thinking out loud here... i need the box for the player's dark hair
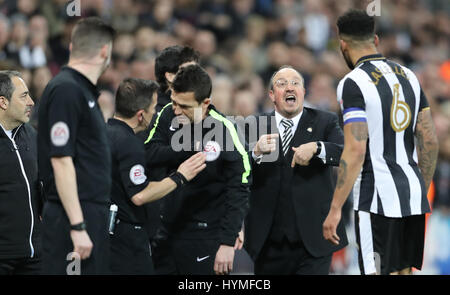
[0,70,22,101]
[155,45,199,93]
[172,64,211,104]
[115,78,159,118]
[337,9,375,40]
[71,17,115,59]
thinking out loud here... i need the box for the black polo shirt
[38,66,111,204]
[107,118,149,224]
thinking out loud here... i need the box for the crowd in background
[0,0,448,274]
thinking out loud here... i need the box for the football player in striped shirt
[323,9,439,275]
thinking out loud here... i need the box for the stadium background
[0,0,448,274]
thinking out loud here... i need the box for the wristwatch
[169,171,188,187]
[314,141,322,156]
[70,221,87,231]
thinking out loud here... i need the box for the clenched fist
[254,134,279,156]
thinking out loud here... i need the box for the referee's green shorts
[354,210,425,275]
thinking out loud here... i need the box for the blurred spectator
[172,20,197,46]
[134,26,157,60]
[5,15,29,65]
[40,0,69,37]
[306,73,339,113]
[227,0,255,39]
[111,0,139,34]
[113,33,136,62]
[15,0,40,17]
[433,101,450,213]
[211,74,233,115]
[29,66,52,129]
[197,0,233,42]
[301,0,331,52]
[30,66,52,100]
[97,89,116,122]
[233,84,258,118]
[47,17,78,72]
[193,29,229,73]
[140,0,176,33]
[259,41,290,84]
[0,14,10,61]
[130,56,155,81]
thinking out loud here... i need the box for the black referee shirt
[107,118,149,224]
[38,66,111,204]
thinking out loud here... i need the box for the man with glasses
[244,65,348,274]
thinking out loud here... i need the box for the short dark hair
[337,9,375,41]
[115,78,159,119]
[155,45,199,92]
[0,70,22,101]
[172,64,212,104]
[71,17,115,59]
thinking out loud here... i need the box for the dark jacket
[0,123,42,259]
[244,108,348,260]
[145,104,251,246]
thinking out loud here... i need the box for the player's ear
[165,72,176,83]
[0,96,9,110]
[202,98,211,107]
[339,39,347,51]
[99,43,109,59]
[269,89,275,103]
[374,34,379,47]
[136,110,144,122]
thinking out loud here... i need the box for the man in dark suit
[244,65,348,274]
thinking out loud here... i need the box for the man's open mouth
[285,94,296,104]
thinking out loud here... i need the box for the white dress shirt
[253,110,326,163]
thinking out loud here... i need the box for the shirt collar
[0,123,11,139]
[61,66,100,98]
[275,110,303,132]
[107,118,135,135]
[354,53,386,68]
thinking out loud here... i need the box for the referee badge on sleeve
[50,121,70,146]
[129,164,147,185]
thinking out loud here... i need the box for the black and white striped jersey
[337,54,431,218]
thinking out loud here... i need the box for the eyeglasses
[274,79,302,89]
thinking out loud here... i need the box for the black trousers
[254,236,332,275]
[42,201,110,275]
[110,220,154,275]
[153,236,220,275]
[0,256,42,275]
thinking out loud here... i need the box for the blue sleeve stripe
[343,117,367,125]
[343,107,365,114]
